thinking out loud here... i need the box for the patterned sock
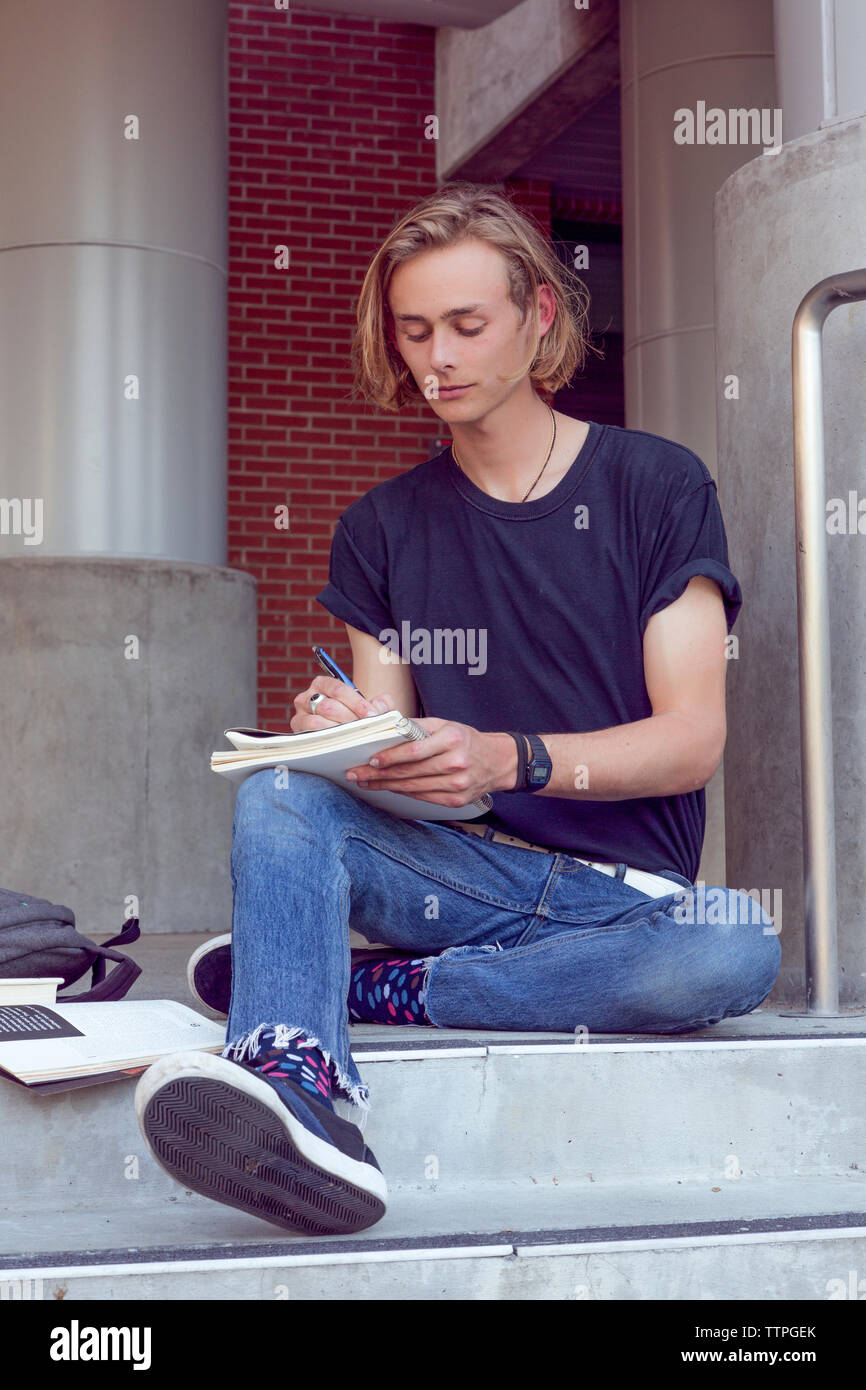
[348,957,434,1026]
[246,1026,335,1111]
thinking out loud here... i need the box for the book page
[0,999,226,1082]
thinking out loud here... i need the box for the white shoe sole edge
[185,933,232,1017]
[134,1048,387,1206]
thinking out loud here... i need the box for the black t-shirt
[315,419,742,881]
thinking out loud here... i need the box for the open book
[0,1000,226,1092]
[210,709,493,821]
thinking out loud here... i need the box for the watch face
[525,736,551,789]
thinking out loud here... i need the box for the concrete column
[715,112,866,1007]
[0,0,228,564]
[619,0,777,887]
[619,0,776,458]
[0,1,256,938]
[773,0,866,143]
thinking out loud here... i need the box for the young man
[135,184,780,1239]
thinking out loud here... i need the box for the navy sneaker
[134,1050,387,1236]
[186,935,404,1020]
[187,934,232,1017]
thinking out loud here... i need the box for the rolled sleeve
[639,481,743,637]
[315,516,394,639]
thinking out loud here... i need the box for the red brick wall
[227,2,550,726]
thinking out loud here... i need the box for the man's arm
[345,623,420,718]
[345,576,729,805]
[528,575,728,801]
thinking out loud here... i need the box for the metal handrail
[791,268,866,1015]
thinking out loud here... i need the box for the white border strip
[353,1047,486,1062]
[516,1225,866,1257]
[352,1037,866,1063]
[6,1223,866,1283]
[487,1037,866,1055]
[0,1244,513,1281]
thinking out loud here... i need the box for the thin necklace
[451,404,557,503]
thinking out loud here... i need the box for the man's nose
[428,332,457,372]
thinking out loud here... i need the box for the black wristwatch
[506,732,552,792]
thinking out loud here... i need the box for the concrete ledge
[0,557,257,935]
[2,1198,864,1300]
[437,0,619,180]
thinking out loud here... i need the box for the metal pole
[791,269,866,1014]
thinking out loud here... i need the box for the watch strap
[504,731,529,791]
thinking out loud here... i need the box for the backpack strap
[60,918,142,1003]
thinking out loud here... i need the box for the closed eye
[405,326,485,342]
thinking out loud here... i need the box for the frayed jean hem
[221,1021,372,1133]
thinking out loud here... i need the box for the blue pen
[311,645,367,700]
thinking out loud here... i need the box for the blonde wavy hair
[350,182,598,413]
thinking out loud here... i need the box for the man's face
[387,237,536,420]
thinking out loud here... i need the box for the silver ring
[309,693,325,713]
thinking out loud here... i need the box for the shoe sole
[186,933,232,1018]
[135,1051,387,1236]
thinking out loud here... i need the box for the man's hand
[290,678,393,733]
[344,719,518,806]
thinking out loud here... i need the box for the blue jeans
[222,769,781,1126]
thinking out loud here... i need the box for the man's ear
[537,282,556,336]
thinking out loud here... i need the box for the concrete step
[2,934,864,1299]
[1,1194,864,1300]
[2,1028,866,1298]
[2,1032,865,1214]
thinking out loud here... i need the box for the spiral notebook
[210,709,493,821]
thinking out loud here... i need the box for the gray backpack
[0,887,141,1002]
